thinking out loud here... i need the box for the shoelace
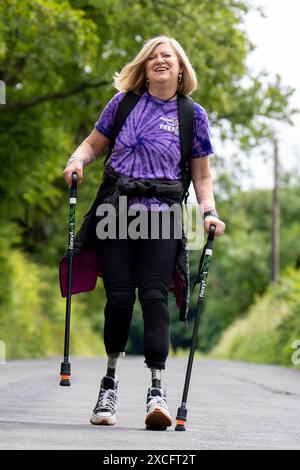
[147,395,168,410]
[95,388,120,413]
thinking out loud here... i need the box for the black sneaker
[90,376,119,426]
[145,387,172,430]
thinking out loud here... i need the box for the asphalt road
[0,357,299,450]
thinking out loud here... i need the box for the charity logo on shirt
[159,116,179,136]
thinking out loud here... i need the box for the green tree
[0,0,298,358]
[0,0,296,221]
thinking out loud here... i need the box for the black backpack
[103,91,195,204]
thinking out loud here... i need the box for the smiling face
[145,42,182,88]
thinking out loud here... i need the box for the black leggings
[94,211,179,370]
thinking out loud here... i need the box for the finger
[206,222,217,233]
[214,225,222,237]
[205,223,212,233]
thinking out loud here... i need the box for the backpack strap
[103,91,141,166]
[178,94,195,204]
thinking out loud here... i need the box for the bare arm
[67,129,110,166]
[191,156,226,237]
[191,156,216,214]
[63,129,110,186]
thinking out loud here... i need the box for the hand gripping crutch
[60,172,78,386]
[175,224,216,430]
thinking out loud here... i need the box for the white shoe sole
[90,413,116,426]
[145,406,172,430]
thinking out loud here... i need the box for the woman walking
[62,35,225,430]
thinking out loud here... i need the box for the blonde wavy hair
[113,35,197,96]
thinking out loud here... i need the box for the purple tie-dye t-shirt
[95,90,214,211]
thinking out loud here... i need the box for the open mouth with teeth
[155,68,169,72]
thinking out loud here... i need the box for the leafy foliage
[0,224,104,357]
[0,0,298,361]
[211,268,300,368]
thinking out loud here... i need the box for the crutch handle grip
[71,172,78,188]
[208,223,216,241]
[70,172,78,200]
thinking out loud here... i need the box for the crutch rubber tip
[60,362,71,386]
[175,422,186,431]
[60,375,71,386]
[175,406,187,431]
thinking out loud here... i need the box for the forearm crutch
[175,224,216,430]
[60,172,78,386]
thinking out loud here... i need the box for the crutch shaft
[60,172,78,387]
[181,298,204,404]
[175,224,216,430]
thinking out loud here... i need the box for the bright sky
[204,0,299,194]
[240,0,300,190]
